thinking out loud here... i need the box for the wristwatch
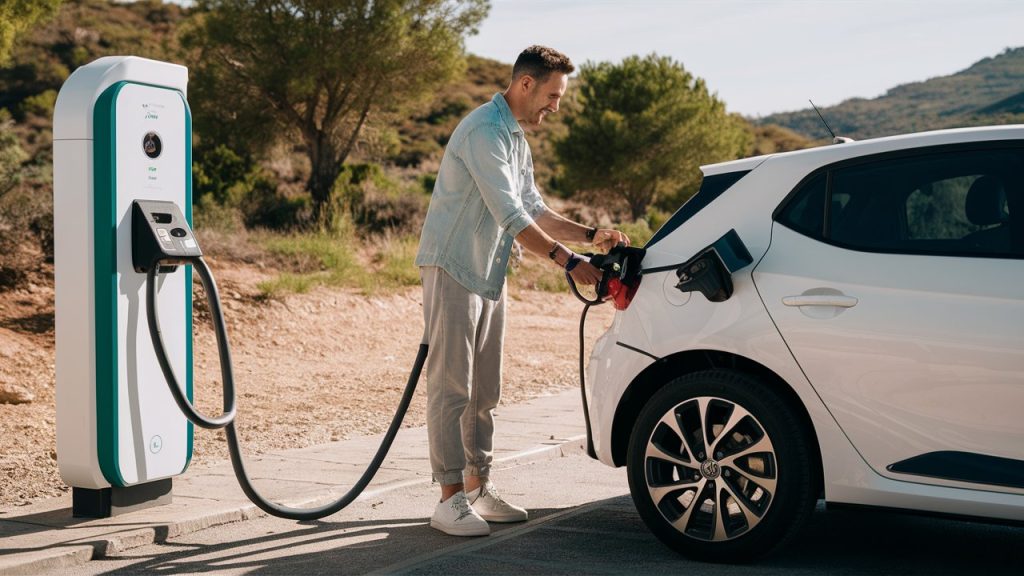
[586,227,597,242]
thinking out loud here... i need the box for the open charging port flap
[673,229,753,303]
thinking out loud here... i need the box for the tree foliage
[555,54,749,220]
[0,0,62,66]
[0,0,186,115]
[183,0,488,226]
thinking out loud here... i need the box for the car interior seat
[963,175,1011,253]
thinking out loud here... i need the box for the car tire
[626,369,816,563]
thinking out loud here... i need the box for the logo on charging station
[149,435,163,454]
[142,103,160,121]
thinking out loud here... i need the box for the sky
[464,0,1024,117]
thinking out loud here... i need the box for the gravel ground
[0,261,613,508]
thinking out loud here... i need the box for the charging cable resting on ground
[135,200,427,521]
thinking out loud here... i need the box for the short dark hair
[512,45,575,82]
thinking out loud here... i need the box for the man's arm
[519,209,633,287]
[515,220,603,286]
[535,209,631,251]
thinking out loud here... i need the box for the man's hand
[568,259,602,286]
[592,229,631,252]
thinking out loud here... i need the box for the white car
[586,125,1024,562]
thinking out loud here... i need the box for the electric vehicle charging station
[53,56,194,516]
[53,54,428,523]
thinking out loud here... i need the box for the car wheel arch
[609,349,823,494]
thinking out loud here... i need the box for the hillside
[760,47,1024,139]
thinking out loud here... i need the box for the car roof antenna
[809,99,853,144]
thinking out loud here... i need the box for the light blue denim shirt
[415,93,547,300]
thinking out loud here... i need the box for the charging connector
[132,200,202,274]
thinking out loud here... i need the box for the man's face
[523,72,568,126]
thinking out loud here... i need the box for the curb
[1,546,94,576]
[0,434,588,574]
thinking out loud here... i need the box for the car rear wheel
[627,369,816,562]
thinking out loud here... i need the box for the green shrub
[333,163,393,209]
[192,144,250,206]
[334,163,427,234]
[425,94,472,125]
[243,180,309,230]
[645,207,670,234]
[617,219,654,247]
[418,173,436,194]
[392,137,442,168]
[0,118,26,195]
[192,145,311,231]
[17,90,57,120]
[352,189,427,235]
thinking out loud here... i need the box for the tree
[183,0,488,226]
[0,0,62,66]
[555,54,750,220]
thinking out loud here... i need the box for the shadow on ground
[82,496,1024,575]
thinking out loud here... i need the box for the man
[415,45,630,536]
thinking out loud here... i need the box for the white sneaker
[430,492,490,536]
[467,481,528,523]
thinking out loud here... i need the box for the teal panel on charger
[183,91,194,472]
[93,80,194,486]
[93,81,123,487]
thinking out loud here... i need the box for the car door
[754,144,1024,493]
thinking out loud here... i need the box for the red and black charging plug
[567,244,647,310]
[591,244,646,310]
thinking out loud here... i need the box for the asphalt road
[65,455,1023,575]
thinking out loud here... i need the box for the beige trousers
[420,266,505,485]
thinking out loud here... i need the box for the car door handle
[782,295,859,308]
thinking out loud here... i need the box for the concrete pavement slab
[0,390,588,574]
[65,454,632,575]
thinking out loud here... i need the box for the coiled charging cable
[146,256,427,520]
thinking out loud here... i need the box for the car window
[776,172,826,238]
[646,170,750,247]
[777,146,1023,258]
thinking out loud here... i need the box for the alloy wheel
[643,396,778,542]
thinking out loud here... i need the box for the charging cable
[565,244,647,459]
[146,255,427,520]
[564,268,602,458]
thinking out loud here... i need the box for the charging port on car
[673,229,753,303]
